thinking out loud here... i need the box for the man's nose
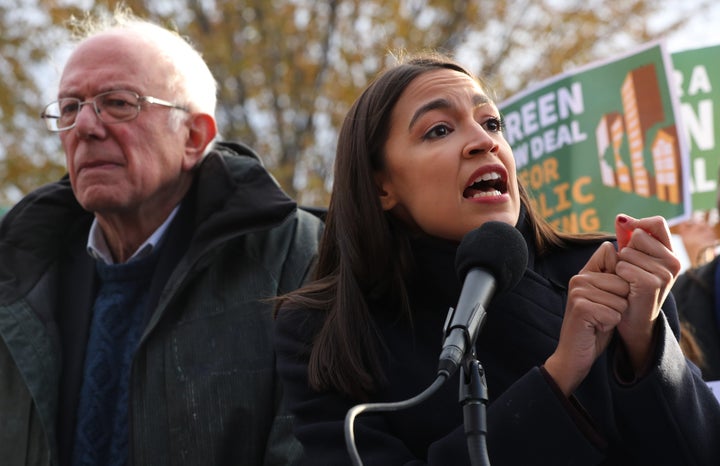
[73,101,106,138]
[73,101,102,128]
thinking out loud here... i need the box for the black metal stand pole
[459,358,491,466]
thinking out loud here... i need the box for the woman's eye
[424,124,452,140]
[484,117,504,133]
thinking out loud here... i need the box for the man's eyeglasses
[40,90,189,132]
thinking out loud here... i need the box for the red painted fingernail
[618,215,628,224]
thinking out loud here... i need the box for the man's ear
[374,172,397,211]
[182,113,218,170]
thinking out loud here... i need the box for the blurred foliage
[0,0,714,207]
[0,0,68,204]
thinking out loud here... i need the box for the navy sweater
[72,251,160,466]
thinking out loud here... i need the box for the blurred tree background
[0,0,714,207]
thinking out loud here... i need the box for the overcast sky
[658,2,720,52]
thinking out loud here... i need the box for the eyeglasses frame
[40,90,190,132]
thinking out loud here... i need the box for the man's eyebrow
[408,94,491,131]
[58,85,140,99]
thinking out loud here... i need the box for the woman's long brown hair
[276,52,610,401]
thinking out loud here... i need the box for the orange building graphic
[596,113,634,193]
[594,64,682,204]
[653,127,682,204]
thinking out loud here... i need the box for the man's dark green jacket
[0,141,323,465]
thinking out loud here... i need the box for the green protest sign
[499,42,689,234]
[671,44,720,214]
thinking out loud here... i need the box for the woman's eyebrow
[408,94,491,131]
[472,94,491,109]
[408,98,451,131]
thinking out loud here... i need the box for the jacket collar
[190,141,296,245]
[0,141,297,300]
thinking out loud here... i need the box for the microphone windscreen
[455,221,529,293]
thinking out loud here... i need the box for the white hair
[68,7,218,123]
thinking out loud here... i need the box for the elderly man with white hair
[0,8,322,466]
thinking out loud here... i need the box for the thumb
[580,241,618,274]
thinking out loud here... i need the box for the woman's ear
[182,113,218,170]
[374,172,397,211]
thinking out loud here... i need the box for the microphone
[437,221,529,377]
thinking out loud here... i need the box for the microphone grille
[455,221,529,293]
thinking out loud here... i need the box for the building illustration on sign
[595,63,683,204]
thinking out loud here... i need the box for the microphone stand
[459,354,491,466]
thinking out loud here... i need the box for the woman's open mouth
[463,171,507,199]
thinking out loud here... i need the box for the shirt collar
[87,205,180,264]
